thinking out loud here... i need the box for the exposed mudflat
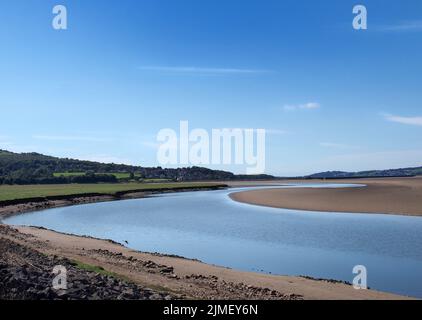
[230,177,422,216]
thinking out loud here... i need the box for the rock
[55,290,68,299]
[160,267,174,274]
[122,288,134,296]
[149,293,163,300]
[0,235,178,301]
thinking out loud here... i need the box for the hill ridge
[0,149,274,184]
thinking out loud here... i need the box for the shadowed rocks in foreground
[0,237,174,300]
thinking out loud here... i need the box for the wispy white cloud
[377,20,422,32]
[138,66,273,75]
[319,142,360,149]
[383,114,422,126]
[283,102,320,111]
[32,135,112,142]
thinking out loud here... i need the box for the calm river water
[4,184,422,298]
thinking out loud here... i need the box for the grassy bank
[53,172,152,180]
[0,182,226,202]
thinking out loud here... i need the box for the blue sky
[0,0,421,175]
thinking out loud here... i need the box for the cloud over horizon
[383,114,422,126]
[377,20,422,32]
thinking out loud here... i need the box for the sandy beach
[229,177,422,216]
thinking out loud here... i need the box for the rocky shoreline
[0,229,175,300]
[0,224,307,300]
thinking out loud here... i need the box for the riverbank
[0,228,174,300]
[0,179,417,300]
[0,224,407,300]
[0,183,227,220]
[229,177,422,216]
[0,182,228,202]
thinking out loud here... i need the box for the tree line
[0,149,276,185]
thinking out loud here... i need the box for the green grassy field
[53,172,174,182]
[53,172,86,177]
[53,172,144,179]
[143,178,172,183]
[0,182,224,202]
[53,172,170,182]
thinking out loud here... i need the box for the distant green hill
[0,149,274,185]
[306,167,422,179]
